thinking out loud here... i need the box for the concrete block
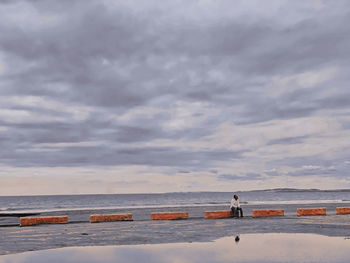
[90,213,133,223]
[336,207,350,215]
[253,209,284,218]
[204,211,233,219]
[150,212,188,220]
[20,216,68,227]
[297,208,326,216]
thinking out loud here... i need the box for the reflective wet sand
[1,233,350,263]
[2,212,350,255]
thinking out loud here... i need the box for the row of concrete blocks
[19,207,350,226]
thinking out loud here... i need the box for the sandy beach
[2,234,350,263]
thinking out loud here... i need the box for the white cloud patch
[268,67,338,98]
[0,96,92,122]
[0,1,63,31]
[0,108,64,123]
[163,101,220,131]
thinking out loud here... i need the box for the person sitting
[230,194,243,218]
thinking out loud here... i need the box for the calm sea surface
[1,189,350,214]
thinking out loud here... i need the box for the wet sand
[1,202,350,255]
[2,234,350,263]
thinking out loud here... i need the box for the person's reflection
[235,235,240,243]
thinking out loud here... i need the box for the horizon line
[1,188,350,197]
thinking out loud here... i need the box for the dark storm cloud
[0,0,350,177]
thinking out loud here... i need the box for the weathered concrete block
[253,209,284,218]
[204,210,233,219]
[297,208,326,216]
[336,207,350,215]
[20,216,68,227]
[150,212,188,220]
[90,213,133,223]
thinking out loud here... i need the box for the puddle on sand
[1,233,350,263]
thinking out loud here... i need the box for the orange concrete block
[150,212,188,220]
[20,216,68,227]
[90,213,133,223]
[297,208,326,216]
[204,211,233,219]
[336,207,350,215]
[252,209,284,218]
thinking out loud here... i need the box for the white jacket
[230,198,240,208]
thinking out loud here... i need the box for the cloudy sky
[1,0,350,195]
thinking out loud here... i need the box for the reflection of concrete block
[336,207,350,215]
[90,214,133,223]
[253,209,284,218]
[20,216,68,226]
[297,208,326,216]
[150,212,188,220]
[204,210,233,219]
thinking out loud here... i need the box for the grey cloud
[178,170,191,174]
[287,167,337,177]
[237,99,317,125]
[114,126,161,143]
[266,166,338,178]
[218,173,262,181]
[317,94,350,111]
[0,104,223,168]
[267,136,308,145]
[1,1,349,119]
[265,154,350,179]
[267,155,335,169]
[1,2,153,109]
[0,138,247,167]
[0,121,92,144]
[340,120,350,130]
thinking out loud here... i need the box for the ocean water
[1,189,350,214]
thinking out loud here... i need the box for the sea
[1,188,350,215]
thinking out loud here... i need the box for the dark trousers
[231,207,243,217]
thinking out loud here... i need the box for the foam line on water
[247,199,345,205]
